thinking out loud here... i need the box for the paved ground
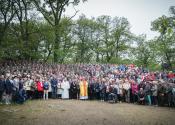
[0,100,175,125]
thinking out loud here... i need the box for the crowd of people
[0,60,175,107]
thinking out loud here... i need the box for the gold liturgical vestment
[79,80,88,99]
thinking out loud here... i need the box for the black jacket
[5,79,13,93]
[70,82,78,93]
[50,78,58,87]
[0,79,5,92]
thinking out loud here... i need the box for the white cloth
[48,82,52,92]
[61,81,70,99]
[118,83,123,94]
[123,82,131,90]
[13,78,19,90]
[57,82,63,95]
[114,84,120,94]
[24,80,31,91]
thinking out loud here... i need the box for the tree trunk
[53,26,60,62]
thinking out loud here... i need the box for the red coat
[168,73,175,79]
[148,74,155,81]
[131,83,138,94]
[130,64,135,68]
[37,81,43,91]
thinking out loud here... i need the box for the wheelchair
[108,92,118,103]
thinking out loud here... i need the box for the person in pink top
[131,80,138,103]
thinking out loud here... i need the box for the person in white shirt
[23,76,32,99]
[118,80,124,103]
[57,79,63,99]
[123,79,131,103]
[61,78,70,99]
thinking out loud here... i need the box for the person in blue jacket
[16,87,26,104]
[50,76,58,99]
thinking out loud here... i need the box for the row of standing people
[1,74,175,107]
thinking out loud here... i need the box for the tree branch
[48,0,56,18]
[32,0,54,26]
[67,6,79,21]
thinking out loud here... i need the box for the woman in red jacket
[131,80,138,103]
[168,71,175,82]
[36,78,43,99]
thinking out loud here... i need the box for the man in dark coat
[11,76,19,103]
[5,75,13,104]
[16,87,26,104]
[94,81,100,100]
[50,76,58,99]
[158,83,166,106]
[70,80,78,99]
[165,84,173,107]
[76,82,80,99]
[0,75,5,103]
[88,80,95,100]
[100,82,106,101]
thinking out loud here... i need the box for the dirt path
[0,100,175,125]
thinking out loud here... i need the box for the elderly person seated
[108,84,118,103]
[138,88,145,105]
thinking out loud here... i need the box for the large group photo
[0,0,175,125]
[0,61,175,107]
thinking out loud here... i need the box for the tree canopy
[0,1,174,70]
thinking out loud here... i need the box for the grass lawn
[0,100,175,125]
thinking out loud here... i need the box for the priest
[79,77,88,100]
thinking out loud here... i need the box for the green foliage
[148,63,162,71]
[0,1,174,71]
[151,13,175,70]
[108,57,132,65]
[131,35,154,67]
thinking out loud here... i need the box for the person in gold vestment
[79,77,88,100]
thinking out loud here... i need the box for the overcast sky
[65,0,175,40]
